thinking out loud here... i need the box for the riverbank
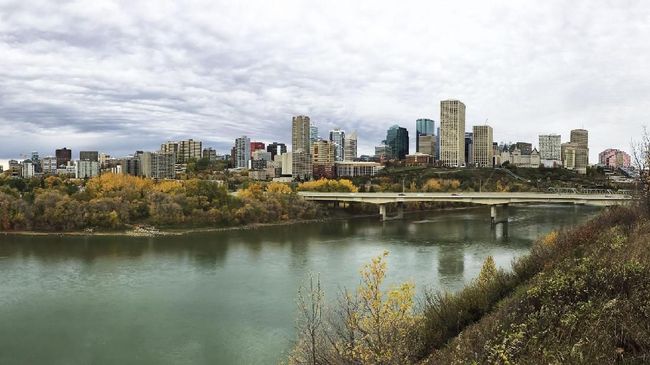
[0,204,486,237]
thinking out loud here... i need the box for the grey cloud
[0,0,649,161]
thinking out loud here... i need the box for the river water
[0,205,600,364]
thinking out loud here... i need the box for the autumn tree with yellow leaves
[290,251,424,365]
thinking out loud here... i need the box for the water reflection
[0,205,603,365]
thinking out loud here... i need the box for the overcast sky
[1,0,649,167]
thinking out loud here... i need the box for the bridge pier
[491,204,509,226]
[379,203,404,221]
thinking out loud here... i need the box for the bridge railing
[546,187,632,195]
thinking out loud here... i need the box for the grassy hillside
[425,206,650,364]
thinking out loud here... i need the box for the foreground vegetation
[290,205,650,364]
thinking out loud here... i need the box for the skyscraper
[250,141,265,157]
[292,115,312,180]
[570,128,589,166]
[310,125,319,143]
[292,115,311,153]
[472,125,493,167]
[79,151,99,161]
[344,132,358,161]
[311,140,336,178]
[329,128,345,161]
[416,118,434,152]
[234,136,251,168]
[440,100,466,167]
[386,125,409,160]
[539,134,562,161]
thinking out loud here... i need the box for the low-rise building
[599,148,631,168]
[335,161,384,177]
[405,153,433,166]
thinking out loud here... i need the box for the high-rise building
[55,147,72,167]
[386,125,409,160]
[472,125,493,167]
[267,142,287,160]
[292,151,312,180]
[417,135,436,156]
[416,118,434,152]
[329,128,345,161]
[234,136,251,168]
[570,129,589,148]
[160,141,179,158]
[79,151,99,162]
[250,142,266,158]
[562,142,589,174]
[599,149,631,168]
[344,132,357,161]
[21,160,35,178]
[465,132,473,166]
[374,145,391,161]
[292,115,312,179]
[202,147,217,161]
[75,160,100,179]
[42,156,58,174]
[435,127,441,160]
[161,140,202,163]
[570,129,589,166]
[292,115,311,153]
[179,139,202,162]
[311,140,336,178]
[440,100,466,167]
[310,125,319,143]
[539,134,562,161]
[138,151,176,179]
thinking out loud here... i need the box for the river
[0,205,601,364]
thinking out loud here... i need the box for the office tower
[266,142,287,160]
[292,115,312,180]
[55,147,72,167]
[234,136,251,168]
[121,156,140,176]
[465,132,473,166]
[539,134,562,161]
[329,128,345,161]
[386,125,409,160]
[31,151,39,163]
[251,150,272,170]
[599,149,631,168]
[79,151,99,161]
[344,132,358,161]
[440,100,466,167]
[310,125,319,142]
[292,115,311,152]
[311,140,336,178]
[416,118,434,152]
[472,125,494,167]
[41,156,58,174]
[417,135,436,156]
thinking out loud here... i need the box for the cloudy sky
[1,0,649,167]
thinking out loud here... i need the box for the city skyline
[1,1,649,164]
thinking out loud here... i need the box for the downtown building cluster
[372,99,632,175]
[2,99,633,180]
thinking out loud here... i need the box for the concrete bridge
[298,192,632,222]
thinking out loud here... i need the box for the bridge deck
[298,192,631,207]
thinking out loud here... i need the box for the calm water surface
[0,205,601,364]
